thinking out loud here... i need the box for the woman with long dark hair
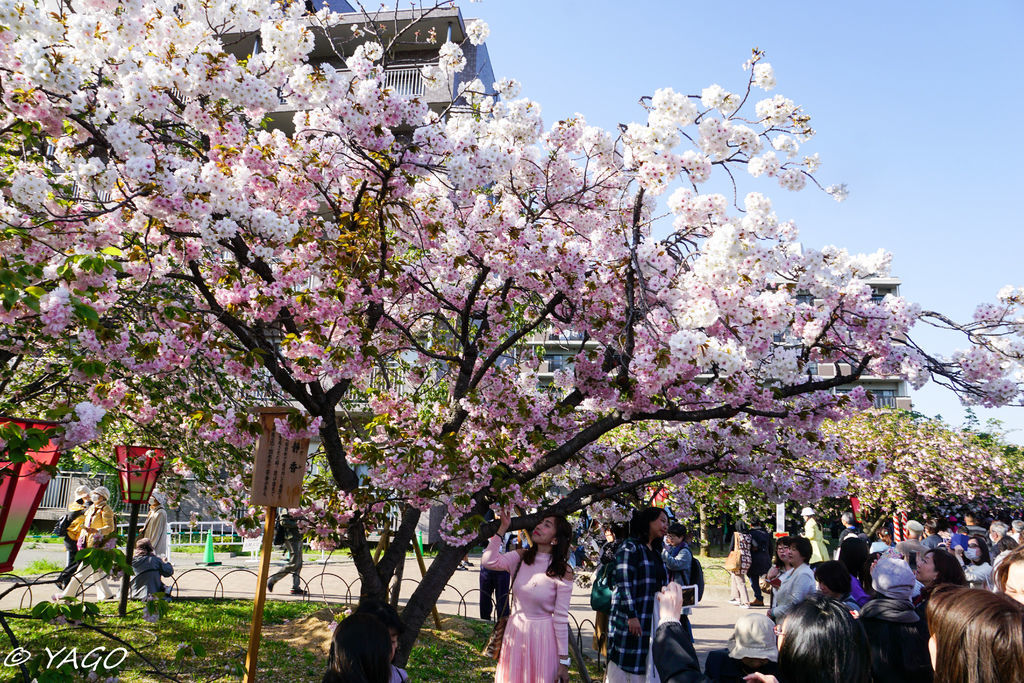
[927,585,1024,683]
[594,523,626,656]
[323,613,393,683]
[607,506,669,682]
[745,595,872,683]
[914,548,967,620]
[482,509,574,683]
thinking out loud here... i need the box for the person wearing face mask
[138,494,169,558]
[55,485,92,589]
[954,534,993,589]
[59,486,116,601]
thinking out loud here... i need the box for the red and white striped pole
[893,511,907,543]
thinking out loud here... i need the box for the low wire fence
[0,563,607,672]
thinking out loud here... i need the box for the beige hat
[906,520,924,533]
[74,485,91,498]
[91,486,110,500]
[728,613,778,662]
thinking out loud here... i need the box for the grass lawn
[8,559,64,577]
[5,599,598,682]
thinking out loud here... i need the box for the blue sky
[465,1,1024,442]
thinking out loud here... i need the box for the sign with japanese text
[250,409,310,508]
[242,535,263,553]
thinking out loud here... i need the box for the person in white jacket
[956,534,994,589]
[768,537,815,622]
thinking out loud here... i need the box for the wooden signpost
[244,409,310,683]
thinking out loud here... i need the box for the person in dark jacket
[859,557,932,682]
[56,485,91,589]
[268,510,306,595]
[593,523,625,656]
[747,522,772,608]
[920,517,947,550]
[837,536,871,607]
[130,538,174,599]
[479,510,510,622]
[651,582,710,683]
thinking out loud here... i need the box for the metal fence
[114,520,242,552]
[40,471,126,513]
[0,565,605,674]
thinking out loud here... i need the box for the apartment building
[530,276,911,411]
[223,1,496,133]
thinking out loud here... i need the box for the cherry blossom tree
[817,409,1021,528]
[1,0,1022,661]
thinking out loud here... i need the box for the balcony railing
[40,471,126,513]
[277,66,427,106]
[384,67,424,96]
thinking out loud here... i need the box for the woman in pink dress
[482,509,574,683]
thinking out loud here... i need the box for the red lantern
[114,445,164,617]
[114,446,164,505]
[0,416,60,573]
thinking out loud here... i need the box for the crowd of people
[322,506,1024,682]
[53,486,173,602]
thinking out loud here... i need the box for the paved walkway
[5,543,757,666]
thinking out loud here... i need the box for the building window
[547,354,568,371]
[871,389,897,408]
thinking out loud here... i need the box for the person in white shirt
[768,537,815,622]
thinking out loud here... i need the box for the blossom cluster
[0,2,1018,558]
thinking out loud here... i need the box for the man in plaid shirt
[607,508,669,680]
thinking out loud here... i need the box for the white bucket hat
[91,486,111,501]
[801,507,816,517]
[728,613,778,662]
[74,485,91,498]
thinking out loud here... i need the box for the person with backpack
[268,510,306,595]
[662,522,695,641]
[54,485,91,589]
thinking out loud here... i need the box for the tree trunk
[347,506,420,604]
[390,555,404,608]
[867,512,889,537]
[395,542,466,666]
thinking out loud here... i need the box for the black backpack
[52,508,84,539]
[690,554,705,601]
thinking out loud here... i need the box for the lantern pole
[118,500,141,618]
